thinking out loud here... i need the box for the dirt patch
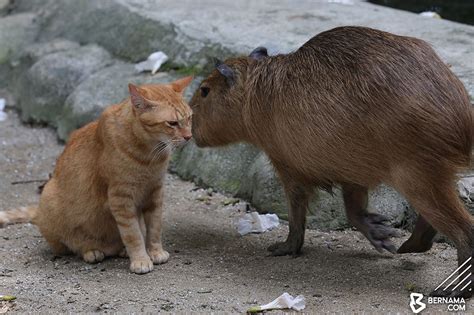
[0,110,471,313]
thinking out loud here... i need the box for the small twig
[11,179,48,185]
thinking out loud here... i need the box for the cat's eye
[166,121,179,128]
[200,86,210,98]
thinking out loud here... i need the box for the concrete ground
[0,110,472,313]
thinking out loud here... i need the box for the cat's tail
[0,206,37,227]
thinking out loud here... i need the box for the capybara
[189,26,473,297]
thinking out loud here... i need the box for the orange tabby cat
[0,77,193,274]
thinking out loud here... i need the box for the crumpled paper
[135,51,169,74]
[247,292,306,313]
[458,177,474,202]
[0,98,7,122]
[419,11,441,19]
[237,211,279,235]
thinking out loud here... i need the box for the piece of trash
[419,11,441,19]
[135,51,169,74]
[458,177,474,201]
[237,211,279,235]
[0,99,7,122]
[0,295,16,301]
[247,292,305,313]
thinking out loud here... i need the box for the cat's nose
[183,135,192,141]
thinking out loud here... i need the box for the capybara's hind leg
[342,184,398,253]
[395,172,473,298]
[268,165,311,256]
[398,215,437,253]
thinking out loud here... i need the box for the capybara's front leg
[398,215,437,254]
[342,184,398,253]
[268,166,311,256]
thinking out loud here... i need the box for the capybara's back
[248,26,473,187]
[191,26,473,296]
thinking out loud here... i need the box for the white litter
[0,98,7,122]
[419,11,441,19]
[135,51,169,74]
[247,292,306,313]
[458,177,474,202]
[237,211,279,235]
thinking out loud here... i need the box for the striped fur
[4,77,193,274]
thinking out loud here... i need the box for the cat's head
[128,77,193,145]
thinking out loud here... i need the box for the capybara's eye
[200,86,210,98]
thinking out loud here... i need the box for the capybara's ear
[215,60,235,86]
[171,76,194,94]
[128,83,146,109]
[249,46,268,60]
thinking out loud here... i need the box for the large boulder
[16,44,113,126]
[172,142,261,195]
[0,13,38,65]
[0,13,39,88]
[57,63,201,140]
[22,0,231,67]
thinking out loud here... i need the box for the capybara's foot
[397,237,433,254]
[148,248,170,264]
[129,256,154,274]
[397,215,436,254]
[82,250,105,263]
[357,213,398,254]
[268,238,302,257]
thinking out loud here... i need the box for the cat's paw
[148,249,170,264]
[82,250,105,263]
[129,257,154,274]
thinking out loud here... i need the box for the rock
[57,64,201,140]
[31,0,231,66]
[8,40,81,101]
[171,142,261,195]
[0,0,11,15]
[17,44,113,125]
[0,13,39,88]
[0,13,38,65]
[239,153,287,215]
[18,39,81,64]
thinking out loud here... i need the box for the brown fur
[1,77,193,274]
[190,26,473,294]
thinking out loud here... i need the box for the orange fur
[2,76,193,274]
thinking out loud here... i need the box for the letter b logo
[410,293,426,313]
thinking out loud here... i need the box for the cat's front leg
[143,185,169,264]
[109,188,153,274]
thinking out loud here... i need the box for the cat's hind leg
[43,233,70,256]
[82,242,124,263]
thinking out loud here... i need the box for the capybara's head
[190,47,269,147]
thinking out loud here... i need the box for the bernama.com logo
[409,257,472,313]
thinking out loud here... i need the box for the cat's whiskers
[149,141,173,164]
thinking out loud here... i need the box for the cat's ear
[128,83,147,109]
[170,76,194,94]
